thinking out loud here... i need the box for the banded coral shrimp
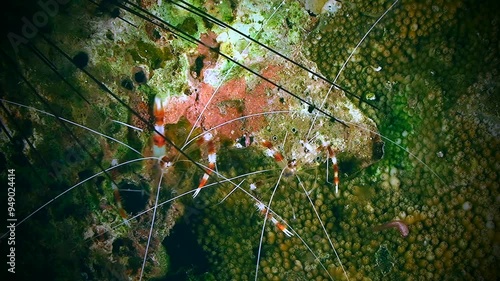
[2,0,499,280]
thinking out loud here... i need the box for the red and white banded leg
[270,217,293,237]
[107,159,130,224]
[152,96,169,158]
[261,139,298,176]
[112,183,129,225]
[261,140,285,162]
[255,201,293,237]
[326,145,340,195]
[193,132,217,198]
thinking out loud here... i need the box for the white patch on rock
[322,0,342,14]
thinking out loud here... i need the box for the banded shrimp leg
[172,99,352,278]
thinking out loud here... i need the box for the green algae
[128,40,171,69]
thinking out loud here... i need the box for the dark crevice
[161,222,210,281]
